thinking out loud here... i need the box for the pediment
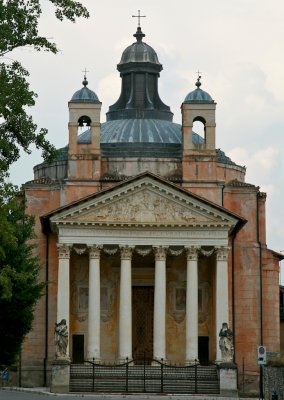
[49,176,240,230]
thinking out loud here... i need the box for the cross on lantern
[132,10,146,27]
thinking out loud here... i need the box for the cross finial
[196,70,202,80]
[195,70,202,88]
[82,68,89,87]
[132,10,146,27]
[82,67,89,80]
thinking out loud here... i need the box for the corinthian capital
[120,246,133,260]
[88,245,102,259]
[185,246,200,261]
[216,246,230,261]
[153,246,168,261]
[57,243,71,259]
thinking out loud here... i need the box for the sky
[7,0,284,273]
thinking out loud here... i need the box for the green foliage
[0,0,89,175]
[0,0,89,366]
[0,185,45,366]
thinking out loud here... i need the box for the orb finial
[195,70,202,88]
[82,67,89,87]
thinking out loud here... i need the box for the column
[56,243,71,359]
[185,246,199,363]
[215,246,230,362]
[153,246,167,360]
[118,246,133,360]
[87,245,101,360]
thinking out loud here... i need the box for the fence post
[92,358,95,392]
[143,352,146,393]
[161,358,164,393]
[126,357,129,393]
[194,359,197,394]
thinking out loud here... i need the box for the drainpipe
[256,192,263,345]
[231,231,236,363]
[256,191,264,400]
[43,233,49,386]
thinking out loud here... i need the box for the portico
[45,173,242,365]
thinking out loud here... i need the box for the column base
[50,359,70,394]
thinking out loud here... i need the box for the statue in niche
[55,319,68,358]
[219,322,234,362]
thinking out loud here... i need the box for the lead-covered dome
[70,77,100,103]
[119,27,161,66]
[184,77,214,103]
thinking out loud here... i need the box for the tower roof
[184,76,214,103]
[118,27,162,68]
[70,76,100,103]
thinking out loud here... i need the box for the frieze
[59,227,229,239]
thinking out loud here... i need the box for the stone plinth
[219,362,238,397]
[50,359,70,393]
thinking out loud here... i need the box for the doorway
[132,286,154,363]
[198,336,209,365]
[72,334,84,363]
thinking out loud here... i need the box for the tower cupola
[184,77,214,103]
[106,26,173,122]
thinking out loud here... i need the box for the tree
[0,0,89,366]
[0,185,45,366]
[0,0,90,175]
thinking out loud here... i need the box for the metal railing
[70,357,220,394]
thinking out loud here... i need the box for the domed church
[21,24,282,395]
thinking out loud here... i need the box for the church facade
[21,26,282,393]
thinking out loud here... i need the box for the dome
[118,27,162,68]
[70,77,100,103]
[184,77,214,103]
[77,119,203,158]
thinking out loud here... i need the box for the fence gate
[70,358,220,394]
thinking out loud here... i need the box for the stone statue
[219,322,234,362]
[55,319,68,358]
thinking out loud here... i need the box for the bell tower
[68,75,102,180]
[181,76,216,155]
[181,76,217,181]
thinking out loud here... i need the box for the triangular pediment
[49,175,241,231]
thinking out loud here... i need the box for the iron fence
[70,357,220,394]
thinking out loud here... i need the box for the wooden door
[132,286,154,363]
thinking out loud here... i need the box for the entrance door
[132,286,154,363]
[198,336,209,365]
[72,334,84,363]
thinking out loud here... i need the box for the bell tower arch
[181,76,216,156]
[68,75,102,179]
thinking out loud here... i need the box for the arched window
[77,115,92,143]
[78,115,91,127]
[192,116,206,145]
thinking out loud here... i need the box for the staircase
[70,363,220,394]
